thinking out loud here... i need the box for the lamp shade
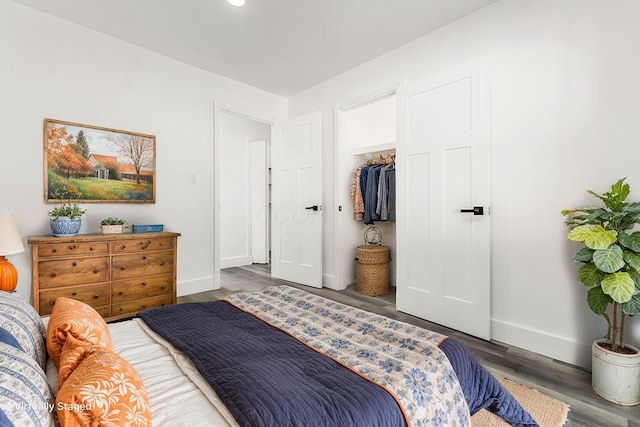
[0,214,24,256]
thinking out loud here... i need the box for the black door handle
[305,205,319,211]
[460,206,484,215]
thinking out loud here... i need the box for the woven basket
[356,245,390,296]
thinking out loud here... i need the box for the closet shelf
[350,142,396,156]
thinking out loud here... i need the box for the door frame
[213,104,273,288]
[332,84,399,290]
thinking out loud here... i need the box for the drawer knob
[93,294,99,299]
[90,247,94,251]
[120,267,126,271]
[160,262,165,266]
[52,248,57,253]
[93,269,99,274]
[72,292,77,296]
[69,245,77,250]
[121,245,126,249]
[118,291,124,296]
[142,282,147,286]
[142,256,147,260]
[72,262,77,267]
[142,305,147,309]
[50,301,55,306]
[161,286,166,290]
[51,273,57,278]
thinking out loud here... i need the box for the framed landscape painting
[44,118,156,203]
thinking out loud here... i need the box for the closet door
[396,63,491,340]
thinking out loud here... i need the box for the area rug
[471,377,570,427]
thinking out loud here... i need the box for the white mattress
[45,318,239,427]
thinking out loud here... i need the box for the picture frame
[44,118,156,203]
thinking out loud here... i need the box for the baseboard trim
[220,256,252,269]
[177,276,217,297]
[322,273,343,290]
[492,318,592,369]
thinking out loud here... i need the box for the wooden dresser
[28,232,180,321]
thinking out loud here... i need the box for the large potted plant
[562,178,640,406]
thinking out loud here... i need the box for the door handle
[305,205,319,211]
[460,206,484,215]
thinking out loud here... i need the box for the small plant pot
[50,217,82,237]
[101,224,123,234]
[592,340,640,406]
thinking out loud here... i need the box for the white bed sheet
[45,318,239,427]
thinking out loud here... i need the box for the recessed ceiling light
[226,0,245,6]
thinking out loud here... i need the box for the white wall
[289,0,640,368]
[219,112,271,268]
[0,1,287,299]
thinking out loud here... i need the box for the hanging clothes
[387,167,396,222]
[363,164,384,224]
[350,167,365,221]
[350,154,395,224]
[376,163,395,221]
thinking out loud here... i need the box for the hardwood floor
[179,265,640,427]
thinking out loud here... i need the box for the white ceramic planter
[101,224,123,234]
[592,340,640,406]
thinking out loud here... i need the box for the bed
[0,286,538,427]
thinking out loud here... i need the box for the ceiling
[10,0,498,97]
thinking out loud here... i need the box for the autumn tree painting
[44,119,156,203]
[110,133,155,185]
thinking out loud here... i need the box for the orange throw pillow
[56,347,152,426]
[58,335,93,389]
[46,297,112,369]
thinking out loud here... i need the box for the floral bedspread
[224,285,470,427]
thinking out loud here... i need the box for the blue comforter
[139,288,537,427]
[140,301,405,427]
[439,338,538,426]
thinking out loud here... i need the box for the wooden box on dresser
[28,232,180,321]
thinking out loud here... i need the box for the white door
[396,63,491,339]
[271,112,322,288]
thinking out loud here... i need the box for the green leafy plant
[48,203,86,220]
[562,178,640,353]
[101,217,126,225]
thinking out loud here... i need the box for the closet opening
[334,87,398,291]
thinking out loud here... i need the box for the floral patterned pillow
[57,334,93,389]
[46,297,112,369]
[55,347,151,426]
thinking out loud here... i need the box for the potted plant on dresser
[100,217,126,234]
[562,178,640,406]
[49,202,86,237]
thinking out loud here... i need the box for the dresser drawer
[38,242,109,258]
[112,237,175,253]
[39,283,111,315]
[112,275,174,303]
[112,294,174,318]
[112,252,174,280]
[38,257,110,289]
